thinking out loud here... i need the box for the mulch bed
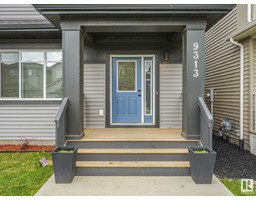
[213,135,256,179]
[0,144,55,152]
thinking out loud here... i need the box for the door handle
[138,89,141,92]
[138,94,141,97]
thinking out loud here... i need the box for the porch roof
[34,4,235,31]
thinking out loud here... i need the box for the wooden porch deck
[80,128,197,142]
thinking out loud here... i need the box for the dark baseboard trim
[181,131,200,140]
[66,132,85,140]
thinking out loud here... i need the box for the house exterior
[205,4,256,155]
[0,4,234,146]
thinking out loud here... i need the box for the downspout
[247,4,252,23]
[230,38,244,150]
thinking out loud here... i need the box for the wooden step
[78,148,189,154]
[68,138,199,142]
[76,161,190,168]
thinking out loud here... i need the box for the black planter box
[51,146,78,184]
[188,146,217,184]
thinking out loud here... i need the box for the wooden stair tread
[68,139,199,142]
[78,148,188,154]
[76,161,190,168]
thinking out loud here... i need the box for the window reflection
[46,62,62,98]
[118,61,136,91]
[145,59,152,115]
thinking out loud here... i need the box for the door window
[117,61,136,91]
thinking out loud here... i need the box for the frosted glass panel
[47,52,62,61]
[22,52,44,62]
[1,52,19,62]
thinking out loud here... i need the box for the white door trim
[110,54,155,125]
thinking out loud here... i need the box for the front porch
[80,128,192,141]
[64,128,200,176]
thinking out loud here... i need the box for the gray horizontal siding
[0,4,50,25]
[0,103,60,141]
[160,64,182,128]
[84,64,105,128]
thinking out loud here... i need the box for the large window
[0,51,62,99]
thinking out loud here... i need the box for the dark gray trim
[34,4,234,13]
[66,132,85,140]
[55,98,69,146]
[0,100,61,105]
[33,4,234,31]
[105,50,160,128]
[63,29,84,137]
[76,167,190,176]
[182,26,205,139]
[0,25,56,31]
[60,18,207,31]
[181,132,201,140]
[77,154,188,161]
[0,39,61,49]
[67,141,200,149]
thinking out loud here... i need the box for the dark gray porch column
[182,25,206,140]
[62,28,84,139]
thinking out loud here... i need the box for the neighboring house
[0,5,233,146]
[205,4,256,155]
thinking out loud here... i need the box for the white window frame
[0,50,62,101]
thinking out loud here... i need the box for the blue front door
[112,57,141,123]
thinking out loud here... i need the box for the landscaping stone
[213,136,256,179]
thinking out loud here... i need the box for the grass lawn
[0,152,53,196]
[221,178,256,196]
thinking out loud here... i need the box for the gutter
[229,38,244,150]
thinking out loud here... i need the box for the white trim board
[110,55,155,126]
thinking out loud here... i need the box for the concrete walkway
[36,175,232,196]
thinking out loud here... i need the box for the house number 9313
[193,42,199,78]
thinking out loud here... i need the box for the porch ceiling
[88,32,182,43]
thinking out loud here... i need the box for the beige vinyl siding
[253,39,256,132]
[205,8,241,141]
[0,103,60,142]
[160,64,182,128]
[205,6,253,150]
[243,39,251,147]
[254,39,256,95]
[84,64,105,128]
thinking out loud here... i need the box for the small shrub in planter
[51,146,78,184]
[188,146,217,184]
